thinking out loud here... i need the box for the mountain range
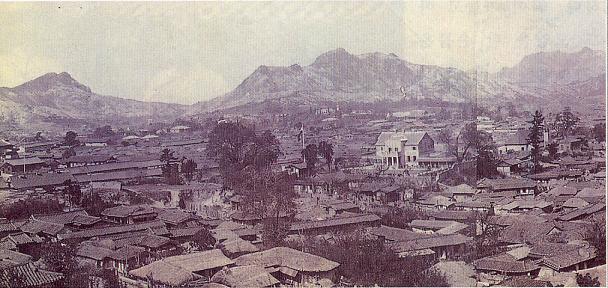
[0,47,605,134]
[198,47,605,111]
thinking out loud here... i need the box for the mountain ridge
[195,47,605,112]
[1,47,604,134]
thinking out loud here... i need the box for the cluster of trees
[160,148,181,185]
[207,122,281,188]
[0,197,63,219]
[63,131,80,147]
[438,122,497,178]
[36,241,122,287]
[207,121,295,246]
[592,123,605,143]
[286,232,448,287]
[301,140,334,176]
[379,206,427,229]
[553,106,580,138]
[92,125,115,138]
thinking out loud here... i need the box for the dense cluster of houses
[0,106,606,287]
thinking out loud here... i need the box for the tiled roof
[102,205,156,218]
[76,245,113,261]
[542,247,596,271]
[65,160,162,175]
[74,168,163,183]
[0,263,64,287]
[155,209,194,225]
[367,225,421,242]
[390,233,471,252]
[58,221,166,240]
[108,245,146,261]
[9,173,75,190]
[169,227,205,238]
[1,157,45,166]
[290,213,380,231]
[473,254,539,273]
[20,218,64,236]
[478,178,537,191]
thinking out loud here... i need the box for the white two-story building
[374,131,435,169]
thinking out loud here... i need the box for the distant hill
[1,47,604,134]
[195,47,606,113]
[497,47,605,85]
[0,72,189,134]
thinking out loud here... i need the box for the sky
[0,1,606,104]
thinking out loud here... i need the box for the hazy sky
[1,1,606,104]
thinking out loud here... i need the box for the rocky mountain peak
[13,72,92,94]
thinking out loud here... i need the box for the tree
[235,169,296,248]
[592,123,605,143]
[585,219,606,264]
[450,123,480,161]
[286,232,448,287]
[317,141,334,171]
[0,197,63,219]
[62,147,76,159]
[192,228,215,250]
[160,148,181,185]
[40,241,91,287]
[302,144,319,176]
[64,180,82,208]
[97,268,122,288]
[547,142,559,159]
[207,122,281,188]
[93,125,115,138]
[81,192,113,216]
[469,212,504,260]
[379,207,426,229]
[181,158,197,182]
[527,110,544,173]
[64,131,80,146]
[476,131,498,179]
[576,273,601,287]
[554,106,579,137]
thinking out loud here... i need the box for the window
[388,148,392,152]
[413,147,417,150]
[413,156,417,161]
[407,156,411,162]
[521,147,525,151]
[395,147,399,152]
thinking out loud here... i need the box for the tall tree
[527,110,544,173]
[317,141,334,171]
[160,148,180,184]
[40,241,91,287]
[547,142,559,160]
[64,180,82,208]
[64,131,80,146]
[192,228,215,250]
[554,106,579,137]
[235,168,296,248]
[592,123,606,143]
[181,158,197,182]
[93,125,115,138]
[207,122,280,187]
[301,144,319,176]
[476,131,498,179]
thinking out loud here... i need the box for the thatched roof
[234,247,339,273]
[130,260,198,286]
[130,249,234,286]
[211,265,279,287]
[220,238,259,255]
